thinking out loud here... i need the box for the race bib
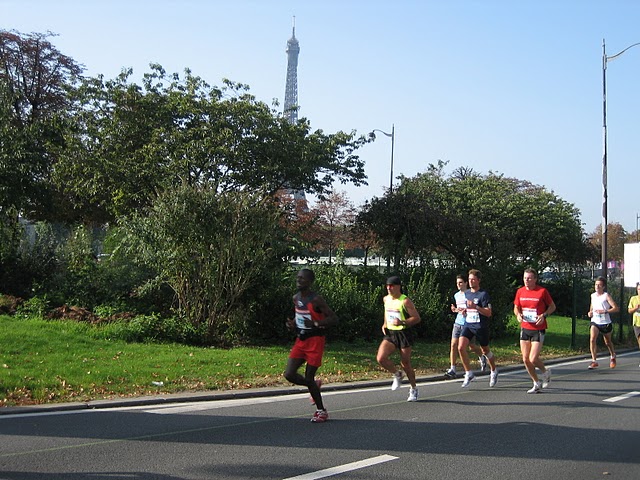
[386,311,401,327]
[466,309,480,323]
[523,308,538,323]
[295,312,311,330]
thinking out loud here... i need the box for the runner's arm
[311,296,338,327]
[402,297,421,326]
[605,294,619,314]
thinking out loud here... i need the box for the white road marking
[603,391,640,403]
[281,454,398,480]
[135,394,310,414]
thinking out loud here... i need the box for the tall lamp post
[371,124,396,271]
[371,124,395,193]
[602,39,640,280]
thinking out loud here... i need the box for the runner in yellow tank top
[628,282,640,367]
[376,275,421,402]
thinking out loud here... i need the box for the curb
[0,351,621,416]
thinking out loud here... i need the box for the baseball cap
[386,276,402,285]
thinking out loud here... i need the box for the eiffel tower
[283,18,306,203]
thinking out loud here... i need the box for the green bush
[121,186,290,344]
[94,226,168,314]
[55,225,99,306]
[94,314,208,345]
[313,264,382,342]
[0,212,23,295]
[544,274,592,319]
[404,268,446,339]
[222,267,292,346]
[292,265,447,343]
[15,295,50,319]
[1,218,61,298]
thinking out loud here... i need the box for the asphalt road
[1,352,639,480]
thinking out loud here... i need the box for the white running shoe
[391,370,403,391]
[461,371,475,388]
[541,369,551,388]
[407,388,419,402]
[527,382,542,394]
[489,370,498,387]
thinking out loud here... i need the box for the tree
[0,30,82,124]
[56,66,369,223]
[588,222,627,264]
[356,192,421,271]
[274,190,320,259]
[626,228,640,245]
[0,29,83,220]
[309,190,356,263]
[351,204,380,266]
[357,161,591,273]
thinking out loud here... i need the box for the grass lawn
[0,314,630,407]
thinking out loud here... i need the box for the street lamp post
[601,39,640,280]
[371,124,396,272]
[371,124,395,193]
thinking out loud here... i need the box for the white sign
[624,243,640,288]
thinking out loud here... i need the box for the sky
[3,0,640,233]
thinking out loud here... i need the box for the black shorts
[383,328,414,349]
[590,322,613,334]
[461,325,490,347]
[520,327,545,343]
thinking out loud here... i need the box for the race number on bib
[466,309,480,323]
[295,312,311,330]
[386,311,401,328]
[522,307,538,324]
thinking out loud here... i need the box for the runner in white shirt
[444,274,487,379]
[587,276,619,369]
